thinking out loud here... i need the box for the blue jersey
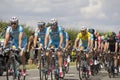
[46,26,63,48]
[63,31,69,47]
[34,27,47,46]
[6,25,27,48]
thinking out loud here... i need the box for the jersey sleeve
[46,27,51,35]
[58,26,63,35]
[87,32,91,40]
[65,32,69,41]
[90,33,94,40]
[76,33,81,40]
[19,26,24,32]
[34,28,39,37]
[6,26,12,34]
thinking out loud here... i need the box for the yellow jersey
[76,31,91,41]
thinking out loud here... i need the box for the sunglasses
[11,23,17,25]
[38,25,44,28]
[81,30,85,33]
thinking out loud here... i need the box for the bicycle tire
[0,62,4,76]
[38,59,42,80]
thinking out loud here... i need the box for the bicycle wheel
[0,62,4,76]
[65,62,69,73]
[12,59,18,80]
[38,59,42,80]
[51,58,55,80]
[78,63,82,80]
[6,63,10,80]
[41,58,48,80]
[6,61,17,80]
[76,56,80,70]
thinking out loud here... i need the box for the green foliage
[23,26,33,38]
[66,29,79,44]
[0,21,9,32]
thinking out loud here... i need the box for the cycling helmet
[10,17,18,24]
[81,26,87,31]
[88,28,95,34]
[50,18,58,26]
[38,21,45,27]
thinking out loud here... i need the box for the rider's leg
[20,50,26,69]
[113,54,118,73]
[58,51,63,71]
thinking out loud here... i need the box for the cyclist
[34,21,47,68]
[74,26,92,75]
[3,17,27,76]
[62,27,70,66]
[105,32,118,73]
[74,26,92,51]
[27,32,35,64]
[118,31,120,39]
[44,18,64,77]
[62,28,69,49]
[117,31,120,72]
[88,28,95,49]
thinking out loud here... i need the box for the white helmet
[10,17,18,24]
[81,26,87,31]
[50,18,58,26]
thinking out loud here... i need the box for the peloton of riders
[1,16,120,79]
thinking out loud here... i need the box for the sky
[0,0,120,32]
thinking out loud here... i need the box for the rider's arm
[34,28,39,47]
[4,33,10,47]
[65,32,69,49]
[74,33,80,48]
[4,27,11,47]
[104,41,109,51]
[65,40,69,49]
[87,33,92,49]
[19,32,23,48]
[115,42,118,52]
[94,40,98,50]
[27,36,32,52]
[74,38,79,48]
[34,36,38,47]
[34,30,38,48]
[59,27,63,48]
[59,33,63,48]
[44,34,49,48]
[18,26,24,48]
[88,37,91,49]
[45,27,51,48]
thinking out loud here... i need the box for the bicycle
[34,48,48,80]
[3,47,25,80]
[48,47,65,80]
[89,49,100,76]
[106,52,119,78]
[62,48,70,73]
[75,48,90,80]
[0,46,5,76]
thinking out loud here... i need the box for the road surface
[0,66,120,80]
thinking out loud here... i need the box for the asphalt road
[0,66,120,80]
